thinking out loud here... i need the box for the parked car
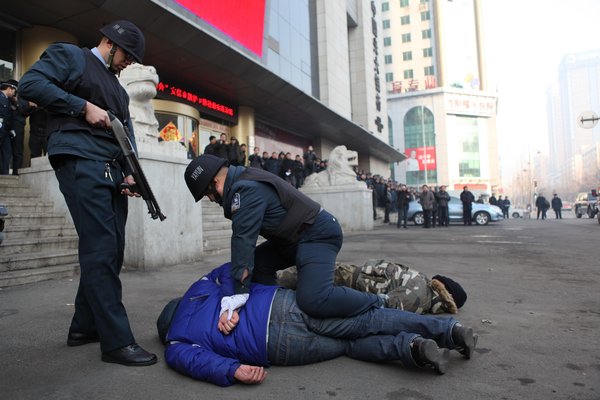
[509,207,528,219]
[406,197,504,226]
[573,192,598,218]
[561,201,572,211]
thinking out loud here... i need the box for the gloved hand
[9,130,16,138]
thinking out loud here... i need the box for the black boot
[452,324,478,359]
[410,338,449,374]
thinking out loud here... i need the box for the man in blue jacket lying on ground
[156,262,477,387]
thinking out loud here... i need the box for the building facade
[1,0,403,176]
[547,49,600,195]
[381,0,500,193]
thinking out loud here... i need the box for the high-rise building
[382,0,500,194]
[547,49,600,193]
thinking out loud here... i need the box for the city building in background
[1,0,403,175]
[547,49,600,195]
[382,0,500,194]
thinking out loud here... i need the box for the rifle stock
[108,112,166,221]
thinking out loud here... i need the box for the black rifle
[108,112,166,221]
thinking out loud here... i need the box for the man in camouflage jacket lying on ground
[277,259,467,314]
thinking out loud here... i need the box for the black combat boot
[452,323,478,359]
[410,338,450,374]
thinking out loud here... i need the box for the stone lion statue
[118,64,160,142]
[303,145,361,187]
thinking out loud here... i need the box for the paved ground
[1,214,599,400]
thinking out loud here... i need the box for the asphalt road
[1,214,599,400]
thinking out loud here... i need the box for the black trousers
[423,209,432,227]
[463,205,472,225]
[438,206,449,226]
[10,125,24,174]
[55,157,134,352]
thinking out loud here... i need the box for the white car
[508,207,529,219]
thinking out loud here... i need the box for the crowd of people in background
[202,134,327,189]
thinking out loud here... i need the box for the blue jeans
[397,206,408,227]
[253,210,381,318]
[267,289,457,368]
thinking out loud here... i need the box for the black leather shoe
[411,338,449,374]
[102,344,157,366]
[452,324,478,359]
[67,332,100,347]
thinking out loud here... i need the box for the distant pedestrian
[536,194,549,220]
[396,184,412,229]
[248,147,262,168]
[436,185,450,227]
[503,196,511,219]
[460,186,475,225]
[420,185,435,228]
[551,194,563,219]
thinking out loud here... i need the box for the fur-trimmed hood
[431,278,458,314]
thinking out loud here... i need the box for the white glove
[9,130,16,138]
[220,294,250,320]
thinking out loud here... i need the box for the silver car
[407,196,504,226]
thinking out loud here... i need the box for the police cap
[156,297,182,344]
[99,20,145,63]
[1,79,18,90]
[184,155,228,202]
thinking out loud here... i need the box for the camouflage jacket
[277,260,458,314]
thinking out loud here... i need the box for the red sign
[405,146,436,171]
[156,81,237,122]
[175,0,266,57]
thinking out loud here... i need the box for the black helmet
[99,20,145,63]
[184,155,228,202]
[156,297,182,345]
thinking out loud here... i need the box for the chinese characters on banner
[405,146,437,171]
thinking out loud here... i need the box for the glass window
[384,54,393,64]
[404,106,437,185]
[401,0,410,6]
[451,116,481,178]
[0,28,16,83]
[385,72,394,82]
[383,19,391,29]
[382,2,390,11]
[403,51,412,61]
[404,69,414,79]
[422,29,432,39]
[155,112,200,159]
[401,15,411,25]
[423,47,433,57]
[401,33,411,43]
[424,66,434,75]
[421,11,431,21]
[384,37,392,46]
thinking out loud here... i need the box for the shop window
[155,112,200,159]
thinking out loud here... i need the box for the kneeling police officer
[185,154,383,319]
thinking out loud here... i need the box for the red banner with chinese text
[405,146,437,171]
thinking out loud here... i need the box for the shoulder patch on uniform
[231,193,241,213]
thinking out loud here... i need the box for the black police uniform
[221,166,380,318]
[19,43,137,352]
[0,88,14,175]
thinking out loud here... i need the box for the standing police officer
[184,154,382,320]
[19,20,157,366]
[0,79,18,175]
